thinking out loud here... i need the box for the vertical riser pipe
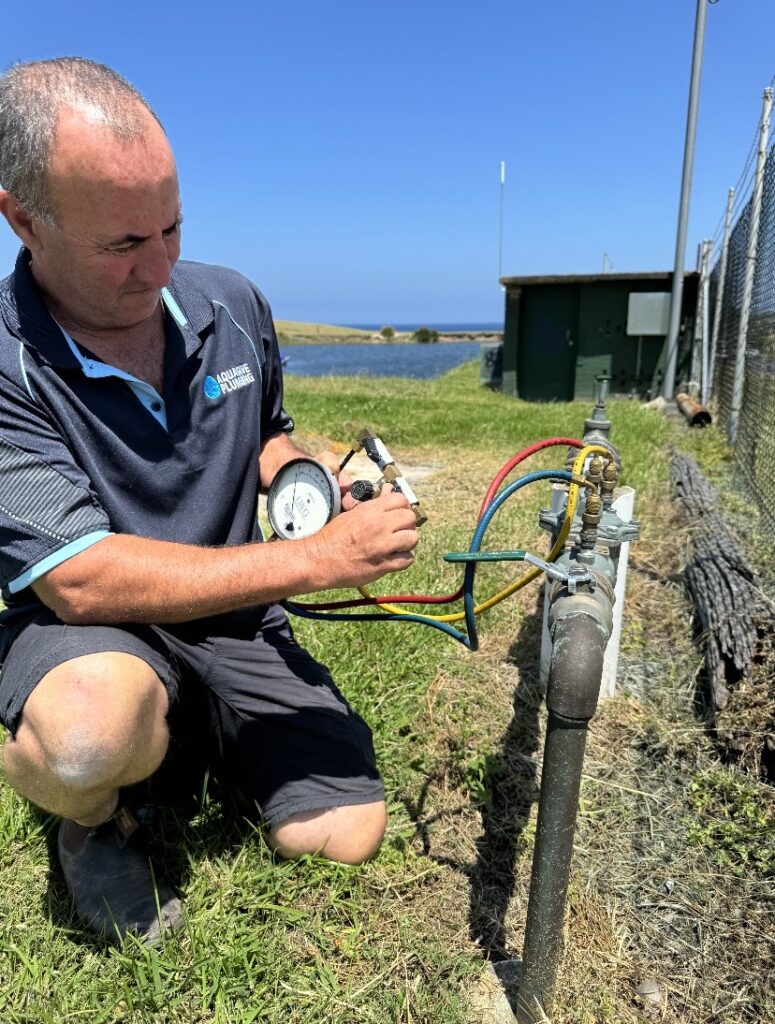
[518,612,609,1023]
[516,716,588,1023]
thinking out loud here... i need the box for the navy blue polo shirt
[0,249,294,627]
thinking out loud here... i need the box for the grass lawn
[1,362,773,1023]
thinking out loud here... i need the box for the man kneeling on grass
[0,57,418,943]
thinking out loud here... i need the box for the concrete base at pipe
[467,962,519,1023]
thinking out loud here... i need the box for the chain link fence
[709,139,775,533]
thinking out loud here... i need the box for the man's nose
[133,238,174,288]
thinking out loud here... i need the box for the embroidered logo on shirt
[203,363,255,400]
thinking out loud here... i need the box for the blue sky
[0,1,772,324]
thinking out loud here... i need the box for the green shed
[499,271,699,401]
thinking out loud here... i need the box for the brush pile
[671,452,771,714]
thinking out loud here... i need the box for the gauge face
[267,458,342,540]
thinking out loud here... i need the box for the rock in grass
[635,977,664,1004]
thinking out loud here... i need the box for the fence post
[691,239,711,396]
[708,186,735,402]
[700,239,712,404]
[690,246,703,386]
[728,87,773,445]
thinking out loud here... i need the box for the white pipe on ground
[600,486,636,699]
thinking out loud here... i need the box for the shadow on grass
[467,604,544,962]
[399,601,545,964]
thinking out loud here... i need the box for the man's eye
[163,219,182,237]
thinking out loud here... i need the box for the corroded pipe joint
[548,575,615,634]
[546,570,614,721]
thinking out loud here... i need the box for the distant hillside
[275,320,374,344]
[274,320,502,345]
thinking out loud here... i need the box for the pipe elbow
[547,612,610,721]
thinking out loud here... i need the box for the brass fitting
[586,455,604,488]
[601,461,618,509]
[579,493,602,550]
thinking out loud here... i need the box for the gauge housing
[267,458,342,540]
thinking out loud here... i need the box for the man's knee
[268,800,387,865]
[6,652,169,792]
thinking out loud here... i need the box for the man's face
[29,106,182,332]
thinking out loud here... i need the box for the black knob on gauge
[351,479,377,502]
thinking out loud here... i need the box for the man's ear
[0,191,44,253]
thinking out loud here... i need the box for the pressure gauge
[266,458,342,540]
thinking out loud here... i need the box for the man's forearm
[31,488,420,626]
[31,533,326,625]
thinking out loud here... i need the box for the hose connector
[586,455,604,488]
[580,493,603,550]
[601,461,618,509]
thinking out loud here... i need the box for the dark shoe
[58,807,183,944]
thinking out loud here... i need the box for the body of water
[281,341,485,379]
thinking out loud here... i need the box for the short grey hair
[0,57,165,224]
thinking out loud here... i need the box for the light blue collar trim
[162,287,188,327]
[56,324,169,431]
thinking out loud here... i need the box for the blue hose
[459,469,572,650]
[284,603,471,646]
[285,468,573,650]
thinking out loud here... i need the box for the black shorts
[0,605,384,828]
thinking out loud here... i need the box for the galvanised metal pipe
[516,611,610,1024]
[708,187,735,402]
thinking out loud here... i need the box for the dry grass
[380,470,775,1023]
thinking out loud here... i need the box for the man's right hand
[32,486,420,626]
[303,485,419,591]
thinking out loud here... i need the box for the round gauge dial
[267,458,342,540]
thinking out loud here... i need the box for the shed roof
[500,271,699,287]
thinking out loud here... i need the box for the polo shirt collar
[5,250,76,369]
[167,263,216,337]
[4,249,216,366]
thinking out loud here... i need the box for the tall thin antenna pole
[662,0,710,398]
[498,160,506,284]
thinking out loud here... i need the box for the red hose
[293,436,584,611]
[478,437,583,516]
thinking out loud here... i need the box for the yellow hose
[360,444,611,622]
